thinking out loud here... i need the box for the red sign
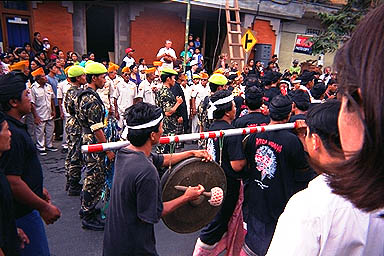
[294,35,313,55]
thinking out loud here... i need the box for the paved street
[40,141,201,256]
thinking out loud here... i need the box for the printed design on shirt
[207,138,216,162]
[254,145,277,189]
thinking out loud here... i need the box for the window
[306,28,322,36]
[3,1,29,11]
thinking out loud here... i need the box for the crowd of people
[1,5,384,256]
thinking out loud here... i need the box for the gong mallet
[81,122,297,153]
[174,185,224,207]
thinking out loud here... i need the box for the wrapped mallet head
[174,185,224,206]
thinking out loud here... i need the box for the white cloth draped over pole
[81,122,296,153]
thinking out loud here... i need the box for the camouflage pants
[65,120,83,186]
[81,134,106,216]
[156,132,175,154]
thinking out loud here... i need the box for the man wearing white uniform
[138,67,159,105]
[57,76,71,152]
[190,73,210,133]
[30,67,57,155]
[156,40,177,70]
[113,67,141,129]
[121,48,135,69]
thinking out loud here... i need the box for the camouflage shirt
[64,84,83,134]
[77,87,105,136]
[155,86,178,135]
[197,95,212,132]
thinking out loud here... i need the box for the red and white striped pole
[81,122,296,153]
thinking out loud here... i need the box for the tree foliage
[311,0,382,54]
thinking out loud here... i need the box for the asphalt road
[41,141,201,256]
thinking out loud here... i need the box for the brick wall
[32,1,73,56]
[130,8,185,65]
[252,19,276,57]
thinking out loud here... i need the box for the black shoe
[68,184,82,196]
[61,148,68,154]
[38,150,47,156]
[79,208,101,219]
[81,216,105,231]
[46,147,58,152]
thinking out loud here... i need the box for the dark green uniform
[155,86,178,154]
[64,84,83,189]
[77,87,106,216]
[197,95,214,149]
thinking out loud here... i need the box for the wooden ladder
[225,0,245,70]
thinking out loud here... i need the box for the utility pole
[183,0,191,73]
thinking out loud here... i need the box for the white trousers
[35,119,54,151]
[62,116,68,148]
[191,114,199,134]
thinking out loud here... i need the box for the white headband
[127,113,163,130]
[207,94,234,120]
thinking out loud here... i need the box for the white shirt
[57,80,71,117]
[122,56,135,68]
[113,80,138,114]
[156,47,176,69]
[138,79,159,105]
[30,82,55,121]
[97,77,114,110]
[267,175,384,256]
[180,84,192,115]
[191,83,210,111]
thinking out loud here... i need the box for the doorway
[86,5,114,62]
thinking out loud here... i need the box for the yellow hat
[31,67,45,77]
[85,62,107,75]
[145,67,156,73]
[9,60,29,71]
[121,66,130,73]
[85,60,94,67]
[153,61,163,67]
[208,73,228,86]
[108,62,119,72]
[213,68,225,75]
[193,74,200,79]
[68,65,85,78]
[161,68,178,76]
[200,72,209,79]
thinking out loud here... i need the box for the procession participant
[63,65,86,196]
[289,89,310,122]
[103,102,211,255]
[121,48,135,69]
[190,72,210,133]
[97,62,118,115]
[113,66,141,130]
[243,95,312,256]
[0,111,30,256]
[193,90,247,256]
[56,67,71,153]
[0,72,60,256]
[156,40,177,70]
[138,67,158,105]
[155,68,183,154]
[30,67,57,155]
[197,73,227,133]
[234,86,270,128]
[269,7,384,254]
[78,62,114,230]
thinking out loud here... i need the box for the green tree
[311,0,382,54]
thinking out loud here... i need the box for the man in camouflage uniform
[197,73,228,148]
[64,65,86,196]
[155,68,183,154]
[78,62,115,231]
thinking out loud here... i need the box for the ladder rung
[229,57,245,60]
[227,7,240,11]
[228,21,241,24]
[229,43,242,46]
[229,31,241,34]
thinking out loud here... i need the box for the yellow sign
[241,30,257,53]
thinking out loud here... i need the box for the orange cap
[108,62,119,72]
[199,72,209,79]
[31,67,45,77]
[153,61,163,67]
[145,67,157,73]
[9,60,29,71]
[121,66,130,73]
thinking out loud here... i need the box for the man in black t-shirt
[193,90,247,255]
[0,111,29,256]
[0,72,60,256]
[234,86,270,128]
[289,89,310,122]
[243,95,312,256]
[103,102,211,256]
